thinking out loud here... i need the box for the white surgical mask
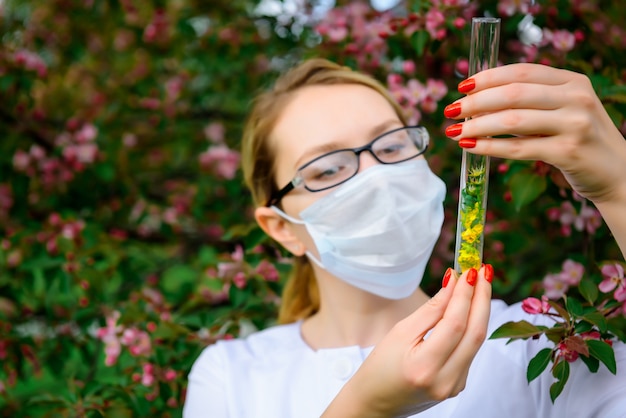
[272,159,446,299]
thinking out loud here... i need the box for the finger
[463,63,574,93]
[447,109,564,140]
[447,83,563,120]
[437,264,493,385]
[416,268,479,370]
[397,268,460,341]
[457,134,558,164]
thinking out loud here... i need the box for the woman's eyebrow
[293,119,404,169]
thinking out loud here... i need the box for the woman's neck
[300,271,430,350]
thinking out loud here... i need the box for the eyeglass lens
[299,127,426,191]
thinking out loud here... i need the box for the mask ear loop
[270,206,305,225]
[270,205,328,270]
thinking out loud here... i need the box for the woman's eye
[312,165,344,180]
[378,143,405,155]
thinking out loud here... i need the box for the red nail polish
[459,138,477,149]
[458,78,476,94]
[445,123,463,137]
[467,268,478,286]
[484,264,494,283]
[442,268,453,288]
[443,103,462,118]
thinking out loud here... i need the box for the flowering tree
[1,0,625,415]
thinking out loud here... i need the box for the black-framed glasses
[266,125,429,207]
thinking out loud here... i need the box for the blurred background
[1,0,625,416]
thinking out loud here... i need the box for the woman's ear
[255,207,306,256]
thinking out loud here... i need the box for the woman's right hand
[321,264,493,418]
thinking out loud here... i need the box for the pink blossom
[551,198,602,236]
[12,150,30,171]
[165,76,184,101]
[256,260,279,282]
[387,73,403,88]
[425,79,448,101]
[557,341,579,362]
[559,259,584,286]
[233,272,247,289]
[542,259,586,299]
[71,143,99,164]
[543,273,569,300]
[204,122,225,143]
[402,60,416,74]
[425,9,445,39]
[141,363,155,386]
[521,296,550,314]
[420,96,437,114]
[231,245,244,262]
[327,26,348,42]
[96,311,123,366]
[139,97,161,110]
[198,145,240,180]
[497,0,530,17]
[29,145,46,160]
[143,9,168,44]
[580,330,601,341]
[122,132,138,148]
[453,17,466,29]
[551,30,576,52]
[6,250,22,268]
[164,369,177,381]
[455,59,469,78]
[14,49,47,77]
[75,124,98,143]
[599,263,626,302]
[405,79,427,106]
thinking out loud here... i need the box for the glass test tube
[453,17,501,273]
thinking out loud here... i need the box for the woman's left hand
[443,63,626,205]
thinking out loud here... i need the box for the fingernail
[445,123,463,138]
[458,78,476,94]
[484,264,494,283]
[443,102,462,118]
[467,268,478,286]
[442,268,453,288]
[459,138,477,148]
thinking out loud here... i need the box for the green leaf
[489,320,544,340]
[19,256,65,271]
[565,297,584,318]
[580,354,600,373]
[413,30,429,57]
[527,348,553,383]
[582,312,608,333]
[547,300,570,322]
[587,340,617,374]
[0,75,15,91]
[508,171,547,212]
[550,360,570,403]
[578,279,598,305]
[574,321,593,334]
[161,264,198,294]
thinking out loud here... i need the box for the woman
[184,59,626,417]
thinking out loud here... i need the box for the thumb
[396,268,459,341]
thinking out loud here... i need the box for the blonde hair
[241,58,407,324]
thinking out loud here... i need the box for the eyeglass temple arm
[265,183,295,207]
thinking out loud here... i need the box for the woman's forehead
[270,84,400,170]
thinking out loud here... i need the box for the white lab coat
[184,300,626,417]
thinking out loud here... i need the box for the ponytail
[277,257,319,324]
